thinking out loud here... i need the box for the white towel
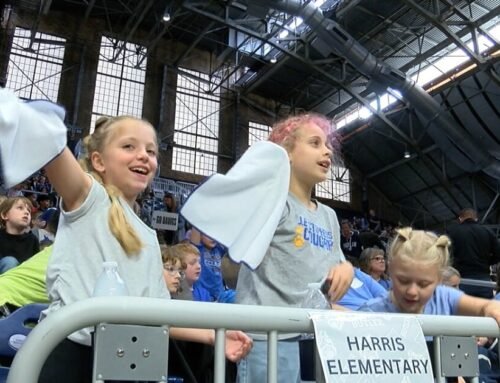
[180,141,290,269]
[0,89,67,188]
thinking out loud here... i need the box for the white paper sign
[151,211,178,230]
[310,312,433,383]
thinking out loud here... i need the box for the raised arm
[190,227,202,245]
[44,148,92,212]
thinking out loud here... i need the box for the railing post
[433,336,445,383]
[214,328,226,383]
[267,330,278,383]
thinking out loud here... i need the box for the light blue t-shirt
[337,268,387,310]
[378,278,391,291]
[358,284,464,315]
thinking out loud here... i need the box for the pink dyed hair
[268,113,342,164]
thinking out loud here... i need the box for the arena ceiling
[8,0,500,230]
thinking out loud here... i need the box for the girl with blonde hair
[360,228,500,323]
[0,98,252,382]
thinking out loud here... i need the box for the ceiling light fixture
[404,150,411,159]
[162,11,171,22]
[270,56,277,64]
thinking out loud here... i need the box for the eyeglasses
[370,256,385,262]
[163,265,185,279]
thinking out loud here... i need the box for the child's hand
[325,261,354,303]
[224,330,253,362]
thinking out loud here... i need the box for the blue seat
[0,304,48,383]
[0,366,9,383]
[0,304,48,360]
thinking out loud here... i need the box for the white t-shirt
[44,176,169,345]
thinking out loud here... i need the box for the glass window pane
[6,27,65,102]
[173,67,220,175]
[315,166,351,203]
[248,121,271,146]
[91,36,147,133]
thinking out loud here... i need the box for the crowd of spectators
[2,172,500,382]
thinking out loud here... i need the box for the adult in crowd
[162,192,178,245]
[359,247,391,290]
[340,219,362,262]
[447,208,500,298]
[367,208,381,233]
[442,266,461,289]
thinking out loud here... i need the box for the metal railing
[460,278,496,289]
[7,297,500,383]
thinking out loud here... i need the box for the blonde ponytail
[105,183,143,255]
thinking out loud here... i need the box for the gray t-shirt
[236,193,345,309]
[44,177,169,345]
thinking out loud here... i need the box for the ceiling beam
[111,0,155,62]
[401,0,495,75]
[183,2,416,148]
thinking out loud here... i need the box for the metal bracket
[438,336,479,378]
[92,323,169,383]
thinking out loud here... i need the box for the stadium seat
[0,304,48,382]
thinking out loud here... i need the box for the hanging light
[404,150,411,159]
[270,56,277,64]
[162,10,171,22]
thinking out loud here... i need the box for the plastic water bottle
[92,261,129,297]
[300,282,330,341]
[300,282,330,310]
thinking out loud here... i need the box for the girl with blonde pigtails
[359,227,500,323]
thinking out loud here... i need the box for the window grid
[91,36,147,131]
[173,68,220,175]
[248,121,272,146]
[6,27,65,101]
[316,166,351,203]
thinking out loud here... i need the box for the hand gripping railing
[7,296,500,383]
